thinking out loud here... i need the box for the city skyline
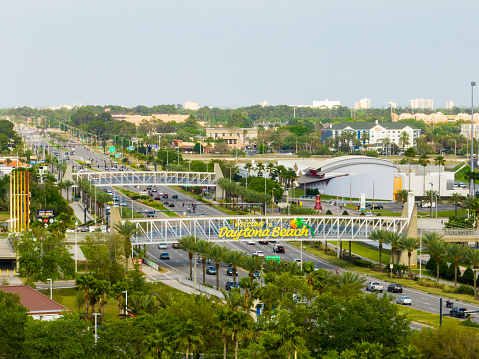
[1,0,478,109]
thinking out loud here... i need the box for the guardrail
[418,228,479,237]
[178,277,224,298]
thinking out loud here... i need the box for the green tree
[368,229,389,267]
[404,147,416,190]
[196,240,215,284]
[75,273,95,320]
[397,237,420,277]
[209,245,229,290]
[465,248,479,294]
[175,319,203,359]
[179,235,198,280]
[0,290,28,358]
[434,155,446,196]
[418,153,430,195]
[114,221,140,272]
[447,243,467,287]
[423,232,447,282]
[448,193,464,216]
[385,231,403,264]
[225,250,247,285]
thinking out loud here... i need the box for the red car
[155,196,161,200]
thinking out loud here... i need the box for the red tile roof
[0,285,71,314]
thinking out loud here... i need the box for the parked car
[158,243,168,250]
[450,307,468,318]
[273,244,285,253]
[396,296,412,305]
[206,266,217,275]
[226,267,238,276]
[159,252,170,260]
[366,282,384,293]
[225,281,239,291]
[387,283,403,293]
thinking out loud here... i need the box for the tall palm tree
[399,131,410,151]
[242,255,262,286]
[404,147,416,190]
[63,179,74,202]
[397,237,420,277]
[75,273,95,320]
[466,196,479,229]
[226,250,247,286]
[368,229,389,266]
[179,235,198,280]
[418,153,430,195]
[244,162,252,177]
[447,243,467,287]
[423,233,447,282]
[465,248,479,294]
[228,310,253,359]
[196,240,215,284]
[175,319,202,359]
[255,162,265,177]
[385,232,403,264]
[434,156,446,196]
[448,193,464,216]
[114,221,140,272]
[209,245,228,290]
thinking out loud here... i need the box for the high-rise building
[354,98,371,109]
[410,99,434,109]
[312,99,341,109]
[184,101,199,111]
[388,102,397,109]
[446,101,455,109]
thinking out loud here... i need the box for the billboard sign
[37,209,54,219]
[218,218,314,240]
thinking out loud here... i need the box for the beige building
[410,99,434,109]
[205,128,258,149]
[354,98,371,109]
[112,114,190,125]
[392,112,479,124]
[184,101,199,111]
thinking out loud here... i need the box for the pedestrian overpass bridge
[123,214,411,245]
[71,170,217,187]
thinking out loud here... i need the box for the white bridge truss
[128,215,410,244]
[73,171,216,187]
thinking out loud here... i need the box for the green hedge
[354,259,372,268]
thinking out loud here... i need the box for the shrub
[460,319,479,327]
[354,259,372,268]
[325,210,333,215]
[456,285,475,295]
[342,210,349,215]
[445,263,462,282]
[462,267,474,285]
[441,284,455,293]
[426,257,436,271]
[365,150,379,158]
[202,283,213,289]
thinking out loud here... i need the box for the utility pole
[471,81,476,197]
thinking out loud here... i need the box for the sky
[1,0,479,109]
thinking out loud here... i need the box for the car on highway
[158,243,168,249]
[172,194,178,199]
[253,251,265,257]
[225,281,239,291]
[226,267,238,276]
[253,271,261,279]
[450,307,468,318]
[206,266,217,275]
[147,211,155,217]
[396,296,412,305]
[273,244,285,253]
[159,252,170,260]
[258,241,269,245]
[168,203,175,207]
[293,258,302,263]
[366,282,384,293]
[247,240,256,245]
[163,194,168,198]
[172,242,182,249]
[155,196,161,200]
[146,186,152,190]
[152,188,158,192]
[387,283,403,293]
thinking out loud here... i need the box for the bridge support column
[397,203,418,267]
[214,163,224,200]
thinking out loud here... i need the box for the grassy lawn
[396,305,472,329]
[0,212,10,221]
[295,242,479,305]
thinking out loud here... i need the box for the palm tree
[244,162,252,177]
[465,248,479,294]
[404,147,416,190]
[242,255,262,286]
[447,243,467,287]
[267,162,275,178]
[196,240,215,284]
[385,232,403,264]
[255,162,265,177]
[368,229,389,266]
[225,250,247,286]
[75,273,95,320]
[175,319,202,359]
[466,196,479,229]
[335,271,366,290]
[448,193,463,216]
[228,310,253,359]
[63,179,74,202]
[209,245,228,290]
[397,237,420,277]
[179,235,198,280]
[418,153,430,195]
[93,279,110,322]
[114,221,140,272]
[423,233,446,282]
[399,131,410,151]
[434,156,446,196]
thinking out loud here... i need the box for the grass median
[396,305,472,329]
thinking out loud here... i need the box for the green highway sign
[265,256,280,262]
[99,146,103,149]
[115,154,120,158]
[109,146,115,153]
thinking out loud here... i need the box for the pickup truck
[366,281,384,293]
[450,307,468,318]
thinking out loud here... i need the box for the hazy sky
[1,0,478,109]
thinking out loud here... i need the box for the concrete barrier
[178,277,224,298]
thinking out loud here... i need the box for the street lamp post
[430,183,433,218]
[471,81,476,197]
[47,278,52,299]
[94,313,101,343]
[122,291,128,316]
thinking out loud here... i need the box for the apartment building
[205,128,258,149]
[392,112,479,124]
[312,99,341,109]
[321,121,421,150]
[354,98,371,109]
[410,99,434,109]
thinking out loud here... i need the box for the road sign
[115,154,120,158]
[265,256,280,262]
[109,146,115,153]
[99,146,103,149]
[127,146,134,150]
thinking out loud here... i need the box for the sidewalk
[70,201,94,224]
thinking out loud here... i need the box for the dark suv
[273,244,285,253]
[226,267,238,276]
[387,283,403,293]
[450,307,468,318]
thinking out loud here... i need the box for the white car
[293,258,302,263]
[158,243,168,249]
[396,296,412,305]
[253,251,265,257]
[247,240,256,245]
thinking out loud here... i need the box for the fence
[417,228,479,237]
[178,277,224,298]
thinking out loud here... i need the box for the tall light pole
[122,290,128,316]
[429,182,433,218]
[47,278,52,299]
[94,313,101,343]
[471,81,476,197]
